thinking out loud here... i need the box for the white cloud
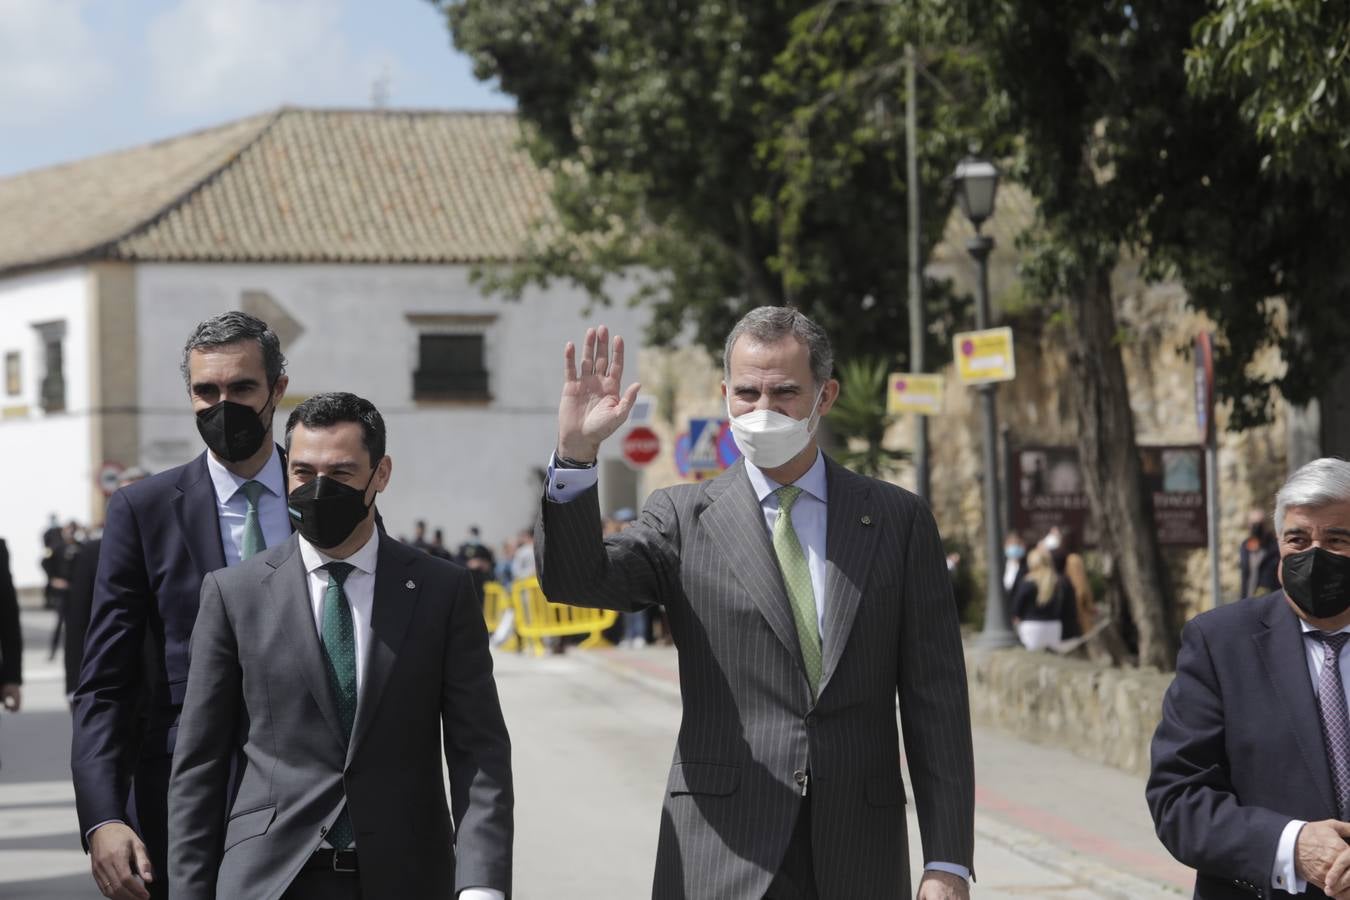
[148,0,387,114]
[0,0,110,124]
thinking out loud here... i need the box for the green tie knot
[239,479,265,508]
[238,481,268,560]
[323,561,355,586]
[776,484,802,513]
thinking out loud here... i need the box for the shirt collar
[205,444,285,505]
[744,449,828,505]
[298,526,380,578]
[1296,623,1350,636]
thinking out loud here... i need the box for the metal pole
[905,44,930,504]
[968,233,1017,648]
[1206,435,1222,608]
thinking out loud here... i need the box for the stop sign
[621,426,661,468]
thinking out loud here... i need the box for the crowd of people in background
[401,508,672,651]
[1005,526,1096,653]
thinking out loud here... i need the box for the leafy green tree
[1181,0,1350,428]
[1187,0,1350,177]
[435,0,981,371]
[826,358,909,480]
[963,0,1350,667]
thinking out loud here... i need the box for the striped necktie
[1310,630,1350,819]
[773,485,822,695]
[320,561,357,848]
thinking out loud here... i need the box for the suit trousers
[130,757,170,900]
[764,796,817,900]
[282,867,362,900]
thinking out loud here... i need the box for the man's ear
[817,378,841,416]
[374,455,393,492]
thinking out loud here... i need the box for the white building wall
[0,266,95,588]
[136,263,650,554]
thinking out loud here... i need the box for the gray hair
[180,311,287,389]
[722,306,834,386]
[1274,457,1350,534]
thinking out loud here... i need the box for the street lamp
[953,156,1017,649]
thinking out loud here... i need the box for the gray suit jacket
[537,457,974,900]
[168,533,513,900]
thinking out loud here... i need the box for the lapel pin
[860,515,872,526]
[405,580,416,589]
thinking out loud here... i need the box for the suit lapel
[173,452,226,575]
[1253,592,1336,817]
[702,463,808,679]
[267,538,347,747]
[346,535,420,765]
[818,459,878,693]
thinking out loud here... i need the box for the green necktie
[239,480,267,560]
[773,486,822,695]
[320,561,357,849]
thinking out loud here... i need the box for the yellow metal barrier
[482,581,519,652]
[510,576,618,657]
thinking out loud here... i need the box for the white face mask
[726,384,826,470]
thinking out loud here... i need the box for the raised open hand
[557,325,641,462]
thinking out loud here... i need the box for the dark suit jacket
[537,457,975,900]
[0,539,21,687]
[65,538,100,697]
[1148,591,1337,899]
[70,448,284,866]
[169,532,513,900]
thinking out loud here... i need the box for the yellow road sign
[887,373,945,415]
[953,327,1016,384]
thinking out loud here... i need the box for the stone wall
[966,645,1173,776]
[890,259,1289,623]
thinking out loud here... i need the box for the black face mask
[1282,546,1350,619]
[196,392,274,462]
[287,471,377,550]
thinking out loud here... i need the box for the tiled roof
[0,107,552,275]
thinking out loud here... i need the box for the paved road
[0,611,1190,898]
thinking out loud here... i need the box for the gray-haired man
[1150,458,1350,899]
[72,311,291,900]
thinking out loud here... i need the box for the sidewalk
[577,644,1192,898]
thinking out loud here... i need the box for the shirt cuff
[924,861,971,880]
[86,820,126,842]
[545,453,599,503]
[1273,819,1308,894]
[458,890,505,900]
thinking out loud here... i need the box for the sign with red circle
[621,426,661,468]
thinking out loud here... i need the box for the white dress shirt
[297,530,503,900]
[206,446,292,565]
[1271,619,1350,895]
[298,529,380,693]
[545,449,970,883]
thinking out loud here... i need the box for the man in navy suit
[72,311,292,900]
[1149,458,1350,899]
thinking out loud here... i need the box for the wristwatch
[554,451,597,469]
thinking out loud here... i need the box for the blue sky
[0,0,513,177]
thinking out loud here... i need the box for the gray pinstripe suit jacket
[537,456,975,899]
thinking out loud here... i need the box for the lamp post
[954,157,1017,649]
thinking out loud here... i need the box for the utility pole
[905,43,930,503]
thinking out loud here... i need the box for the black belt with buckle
[304,848,359,873]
